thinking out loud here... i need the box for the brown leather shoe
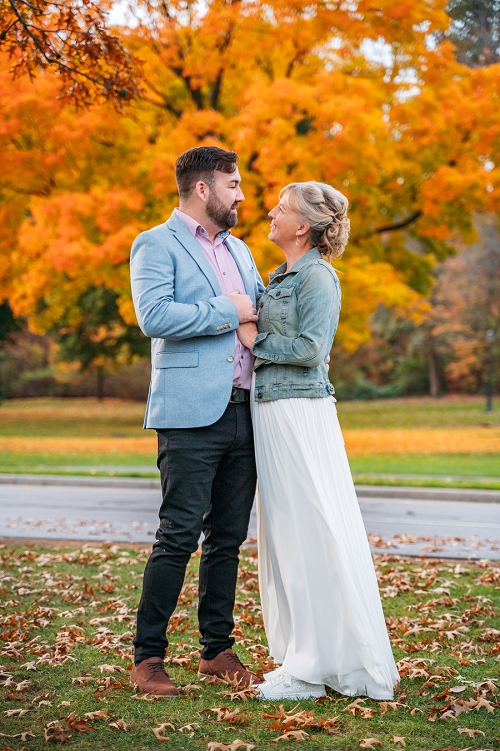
[198,648,263,687]
[130,657,179,697]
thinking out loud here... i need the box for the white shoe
[257,669,326,700]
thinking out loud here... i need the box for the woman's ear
[297,222,310,237]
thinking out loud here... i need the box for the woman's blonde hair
[280,181,350,260]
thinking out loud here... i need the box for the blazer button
[227,356,234,362]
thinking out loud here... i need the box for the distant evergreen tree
[447,0,500,66]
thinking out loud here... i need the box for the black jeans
[133,402,256,664]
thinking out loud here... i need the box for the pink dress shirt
[174,208,254,390]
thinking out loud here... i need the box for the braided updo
[280,181,350,260]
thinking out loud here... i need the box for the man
[129,146,264,697]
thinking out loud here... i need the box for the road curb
[356,484,500,503]
[1,474,500,502]
[0,474,160,489]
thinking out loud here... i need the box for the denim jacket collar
[268,247,323,282]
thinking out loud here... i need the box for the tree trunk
[96,366,105,401]
[428,335,440,397]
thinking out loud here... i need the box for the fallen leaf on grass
[72,675,93,686]
[263,705,339,734]
[57,702,71,708]
[449,687,467,693]
[272,731,309,742]
[343,698,373,717]
[202,708,249,725]
[109,719,128,731]
[84,709,109,720]
[2,745,26,751]
[392,738,406,747]
[359,739,383,749]
[218,687,258,702]
[179,683,203,696]
[457,728,486,738]
[97,663,124,673]
[152,723,175,742]
[3,709,29,717]
[44,712,95,742]
[179,723,200,733]
[206,741,255,751]
[132,693,162,702]
[472,695,495,713]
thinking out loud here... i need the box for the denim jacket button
[227,355,234,362]
[276,291,281,297]
[257,392,263,399]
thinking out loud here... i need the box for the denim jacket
[251,248,341,401]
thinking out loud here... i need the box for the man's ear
[194,180,209,203]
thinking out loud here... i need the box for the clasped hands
[226,291,259,350]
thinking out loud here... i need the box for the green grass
[335,396,500,430]
[0,399,146,438]
[0,543,499,751]
[0,398,499,488]
[1,396,499,437]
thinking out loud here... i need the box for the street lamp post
[486,329,495,413]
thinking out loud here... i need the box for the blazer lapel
[166,214,221,296]
[225,236,257,305]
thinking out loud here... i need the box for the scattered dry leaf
[272,730,309,742]
[359,739,383,749]
[152,723,175,742]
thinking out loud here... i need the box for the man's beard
[206,191,238,230]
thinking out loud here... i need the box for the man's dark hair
[175,146,238,200]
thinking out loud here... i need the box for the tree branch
[354,210,423,242]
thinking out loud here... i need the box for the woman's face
[268,199,302,248]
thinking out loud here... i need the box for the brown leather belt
[229,387,250,403]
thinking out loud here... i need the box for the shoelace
[224,652,246,670]
[147,661,166,674]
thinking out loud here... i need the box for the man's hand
[237,321,259,350]
[226,291,258,323]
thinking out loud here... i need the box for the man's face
[205,167,244,230]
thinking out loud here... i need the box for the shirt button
[227,356,234,362]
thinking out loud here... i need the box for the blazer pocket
[155,352,199,369]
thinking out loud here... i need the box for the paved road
[1,476,499,559]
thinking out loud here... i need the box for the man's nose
[236,187,245,202]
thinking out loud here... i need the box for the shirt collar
[174,208,231,241]
[268,247,322,282]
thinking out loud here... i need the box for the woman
[237,181,400,701]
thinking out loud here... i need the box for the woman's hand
[237,321,259,350]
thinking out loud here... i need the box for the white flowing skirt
[251,394,400,699]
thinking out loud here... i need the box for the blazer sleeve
[130,231,239,340]
[251,264,340,368]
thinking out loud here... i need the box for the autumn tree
[0,0,499,376]
[431,214,500,393]
[0,0,142,105]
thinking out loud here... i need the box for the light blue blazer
[130,212,264,429]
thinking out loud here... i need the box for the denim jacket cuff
[251,332,269,354]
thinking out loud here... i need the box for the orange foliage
[0,0,499,352]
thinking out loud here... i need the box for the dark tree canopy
[447,0,500,66]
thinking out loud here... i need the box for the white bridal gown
[252,394,400,699]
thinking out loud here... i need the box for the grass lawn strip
[0,544,499,750]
